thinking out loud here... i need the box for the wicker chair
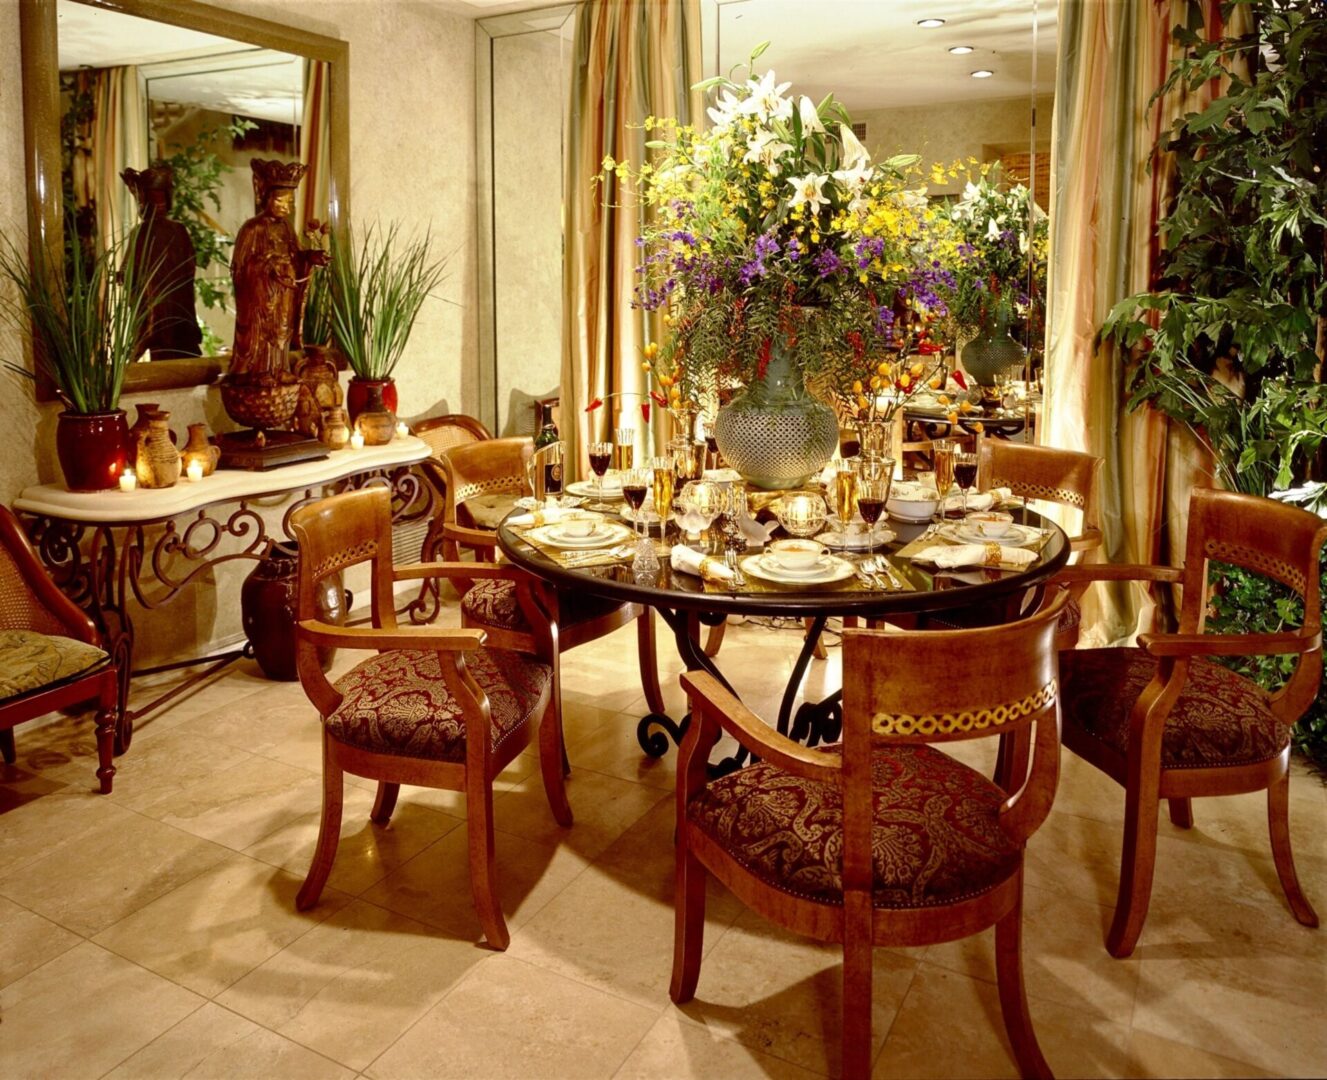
[1055,487,1325,957]
[412,413,493,564]
[0,505,118,793]
[672,593,1069,1078]
[289,486,569,949]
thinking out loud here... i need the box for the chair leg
[297,733,344,911]
[94,677,117,794]
[370,782,400,825]
[466,773,509,950]
[1166,798,1193,829]
[1106,767,1161,958]
[669,839,707,1004]
[0,727,15,765]
[995,883,1053,1080]
[539,697,573,827]
[1268,760,1319,927]
[841,893,874,1080]
[637,610,666,716]
[703,617,727,658]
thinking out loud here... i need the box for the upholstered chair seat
[464,494,519,530]
[689,744,1020,910]
[0,630,109,702]
[1061,649,1289,770]
[328,647,552,762]
[460,579,625,634]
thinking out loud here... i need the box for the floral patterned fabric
[1060,648,1289,769]
[688,745,1021,909]
[461,579,626,633]
[1058,597,1082,635]
[327,647,550,761]
[0,630,107,702]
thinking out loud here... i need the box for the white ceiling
[56,0,304,125]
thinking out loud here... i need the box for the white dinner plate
[528,522,631,550]
[888,507,933,524]
[816,525,895,550]
[942,522,1043,548]
[741,554,856,586]
[566,479,623,497]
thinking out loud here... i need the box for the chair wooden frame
[411,413,493,566]
[290,487,571,950]
[672,593,1069,1079]
[0,506,118,793]
[1053,487,1326,958]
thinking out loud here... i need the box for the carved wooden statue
[229,160,328,380]
[121,164,202,360]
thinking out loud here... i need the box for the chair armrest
[443,524,497,549]
[393,561,520,582]
[681,671,841,783]
[1139,628,1321,658]
[1052,563,1184,585]
[1068,527,1103,554]
[296,620,487,652]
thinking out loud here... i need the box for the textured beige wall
[0,0,479,665]
[853,93,1054,195]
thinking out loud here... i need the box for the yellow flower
[643,341,660,359]
[856,394,870,411]
[669,387,682,403]
[928,376,943,390]
[642,362,652,372]
[876,361,891,377]
[946,411,958,424]
[851,379,863,394]
[898,373,912,389]
[959,400,973,414]
[972,421,985,433]
[910,361,925,377]
[658,372,673,387]
[937,394,950,405]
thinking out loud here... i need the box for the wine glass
[931,438,956,526]
[953,451,978,517]
[856,474,891,550]
[621,468,651,538]
[651,456,675,535]
[587,440,613,510]
[613,427,635,471]
[831,459,858,529]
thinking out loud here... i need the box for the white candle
[395,421,409,439]
[119,468,137,492]
[185,460,204,483]
[349,431,365,450]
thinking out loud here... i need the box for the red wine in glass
[840,436,861,459]
[622,483,648,536]
[588,449,611,477]
[954,456,978,516]
[857,497,884,526]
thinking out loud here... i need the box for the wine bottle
[534,403,562,495]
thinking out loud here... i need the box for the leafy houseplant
[0,227,155,490]
[326,223,448,423]
[1101,0,1327,760]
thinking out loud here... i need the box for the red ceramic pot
[56,409,129,492]
[346,377,397,423]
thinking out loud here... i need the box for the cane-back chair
[0,505,118,793]
[1055,487,1325,958]
[672,593,1069,1078]
[289,487,571,950]
[438,438,666,722]
[413,413,493,563]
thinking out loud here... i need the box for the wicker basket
[220,377,301,431]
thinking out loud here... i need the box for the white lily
[797,95,824,134]
[788,172,830,214]
[987,218,1002,240]
[738,70,793,123]
[1018,231,1030,254]
[838,123,871,171]
[706,88,742,133]
[743,129,795,175]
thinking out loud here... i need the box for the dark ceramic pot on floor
[346,376,397,424]
[241,544,347,680]
[57,409,129,492]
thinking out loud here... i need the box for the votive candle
[119,468,137,492]
[395,421,409,439]
[185,460,204,483]
[349,430,366,450]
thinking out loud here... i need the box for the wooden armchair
[0,505,118,793]
[412,413,493,564]
[439,437,666,723]
[672,593,1069,1078]
[978,440,1103,646]
[1055,487,1325,957]
[289,486,571,950]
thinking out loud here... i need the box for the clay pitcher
[181,423,221,477]
[241,544,346,680]
[354,381,396,446]
[320,406,351,450]
[136,411,181,488]
[126,402,162,455]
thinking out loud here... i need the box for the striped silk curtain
[561,0,703,474]
[90,65,149,252]
[1043,0,1240,645]
[296,59,331,234]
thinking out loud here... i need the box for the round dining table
[498,507,1069,775]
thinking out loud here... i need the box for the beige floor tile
[0,762,69,807]
[244,783,462,895]
[106,1001,354,1079]
[0,808,231,936]
[0,941,203,1078]
[2,709,106,781]
[217,900,487,1071]
[388,749,537,819]
[922,883,1138,1025]
[1123,1029,1278,1079]
[134,754,325,851]
[678,907,917,1076]
[365,953,659,1079]
[0,786,108,877]
[93,853,351,997]
[361,824,589,940]
[566,708,680,791]
[0,896,81,989]
[614,1010,823,1080]
[172,694,321,763]
[872,961,1135,1079]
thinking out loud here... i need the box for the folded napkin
[508,504,567,528]
[910,543,1037,570]
[670,545,735,584]
[940,487,1013,513]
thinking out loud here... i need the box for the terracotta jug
[136,412,181,488]
[180,423,221,477]
[126,402,161,455]
[320,406,351,450]
[240,544,347,680]
[354,381,396,446]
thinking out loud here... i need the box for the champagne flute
[587,440,612,509]
[832,459,858,528]
[953,451,978,518]
[932,438,956,526]
[613,428,635,471]
[621,468,650,538]
[651,456,675,536]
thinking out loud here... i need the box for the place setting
[508,507,636,567]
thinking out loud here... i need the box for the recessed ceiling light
[916,18,946,28]
[949,45,975,55]
[971,69,995,79]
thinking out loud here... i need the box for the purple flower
[853,237,886,269]
[814,249,843,278]
[786,236,802,261]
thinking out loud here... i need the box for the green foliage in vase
[326,223,449,380]
[1100,0,1327,496]
[0,222,156,414]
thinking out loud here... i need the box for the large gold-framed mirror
[19,0,350,395]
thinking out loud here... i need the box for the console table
[13,437,433,749]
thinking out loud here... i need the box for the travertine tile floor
[2,610,1325,1079]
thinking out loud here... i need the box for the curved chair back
[977,441,1102,553]
[441,437,533,531]
[0,507,97,642]
[291,486,396,630]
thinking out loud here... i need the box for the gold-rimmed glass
[651,456,675,532]
[832,458,858,525]
[932,438,956,525]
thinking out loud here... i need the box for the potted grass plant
[0,229,154,491]
[326,222,448,426]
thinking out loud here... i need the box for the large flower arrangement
[605,53,956,424]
